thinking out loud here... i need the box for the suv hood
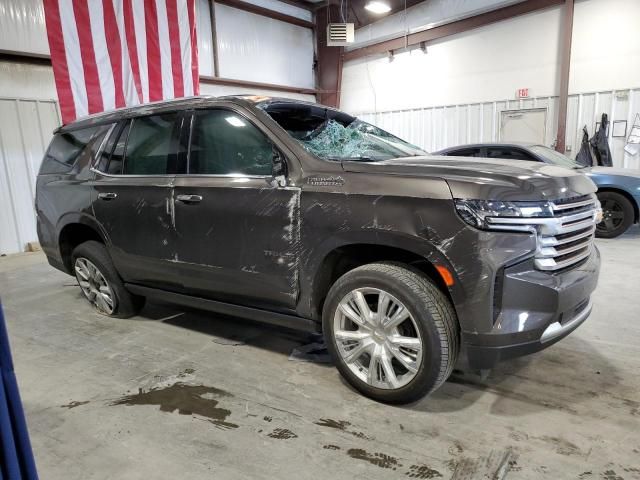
[342,155,597,201]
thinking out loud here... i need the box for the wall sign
[516,88,530,99]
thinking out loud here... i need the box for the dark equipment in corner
[575,114,613,167]
[0,302,38,480]
[590,113,613,166]
[575,126,594,167]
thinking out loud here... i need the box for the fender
[298,229,464,320]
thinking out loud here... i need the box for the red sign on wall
[517,88,530,99]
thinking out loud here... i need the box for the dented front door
[172,176,301,310]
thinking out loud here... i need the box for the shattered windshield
[259,102,427,161]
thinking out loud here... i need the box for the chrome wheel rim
[74,258,116,315]
[333,287,423,390]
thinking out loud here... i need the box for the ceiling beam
[343,0,564,62]
[200,75,317,95]
[214,0,315,28]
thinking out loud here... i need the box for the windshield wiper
[327,156,375,162]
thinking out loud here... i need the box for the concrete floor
[1,230,639,480]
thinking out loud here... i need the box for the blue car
[435,142,640,238]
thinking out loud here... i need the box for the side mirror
[272,148,287,187]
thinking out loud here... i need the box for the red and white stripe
[44,0,199,124]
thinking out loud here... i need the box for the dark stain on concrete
[60,400,89,409]
[263,416,272,422]
[405,464,443,478]
[179,368,195,376]
[314,418,372,440]
[539,436,582,456]
[346,448,400,470]
[111,383,238,429]
[448,441,464,455]
[579,472,593,478]
[315,418,350,430]
[323,444,341,450]
[267,428,298,440]
[602,470,624,480]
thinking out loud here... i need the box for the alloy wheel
[596,198,625,235]
[74,257,116,314]
[333,287,423,390]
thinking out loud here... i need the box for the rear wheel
[72,241,144,318]
[322,262,458,404]
[596,191,634,238]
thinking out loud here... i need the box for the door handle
[176,194,203,204]
[98,192,117,200]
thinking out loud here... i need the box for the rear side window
[486,148,535,161]
[40,126,102,174]
[189,109,273,175]
[446,148,482,157]
[123,114,182,175]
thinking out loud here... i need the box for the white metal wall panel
[0,98,60,255]
[215,4,314,89]
[197,0,215,77]
[0,0,49,56]
[357,89,640,168]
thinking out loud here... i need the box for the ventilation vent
[327,23,354,46]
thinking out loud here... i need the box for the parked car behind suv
[435,142,640,238]
[36,96,602,403]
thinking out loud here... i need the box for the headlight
[454,199,554,230]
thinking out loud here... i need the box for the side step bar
[125,284,321,334]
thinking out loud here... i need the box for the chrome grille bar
[485,194,601,271]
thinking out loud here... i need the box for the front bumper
[462,246,600,370]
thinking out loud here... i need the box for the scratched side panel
[91,175,183,291]
[296,171,537,336]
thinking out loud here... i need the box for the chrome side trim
[541,299,593,343]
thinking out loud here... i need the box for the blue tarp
[0,302,38,479]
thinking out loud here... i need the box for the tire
[71,240,145,318]
[322,262,459,404]
[596,191,634,238]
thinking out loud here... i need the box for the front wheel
[322,262,459,404]
[596,191,634,238]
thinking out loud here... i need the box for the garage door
[0,98,60,254]
[500,108,547,144]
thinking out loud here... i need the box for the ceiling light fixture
[365,1,391,14]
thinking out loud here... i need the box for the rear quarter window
[39,126,104,174]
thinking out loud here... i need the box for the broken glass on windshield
[259,101,426,161]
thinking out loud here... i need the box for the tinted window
[189,110,274,175]
[486,147,535,161]
[40,126,102,174]
[123,114,181,175]
[446,148,482,157]
[105,121,131,175]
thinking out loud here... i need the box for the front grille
[534,195,599,271]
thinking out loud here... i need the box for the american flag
[44,0,199,124]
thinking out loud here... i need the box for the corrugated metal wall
[0,98,60,255]
[358,88,640,169]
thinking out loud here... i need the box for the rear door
[172,107,301,310]
[91,113,187,290]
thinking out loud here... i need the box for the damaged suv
[36,96,602,403]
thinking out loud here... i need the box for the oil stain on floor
[110,383,238,430]
[314,418,371,440]
[267,428,298,440]
[346,448,400,470]
[60,400,89,409]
